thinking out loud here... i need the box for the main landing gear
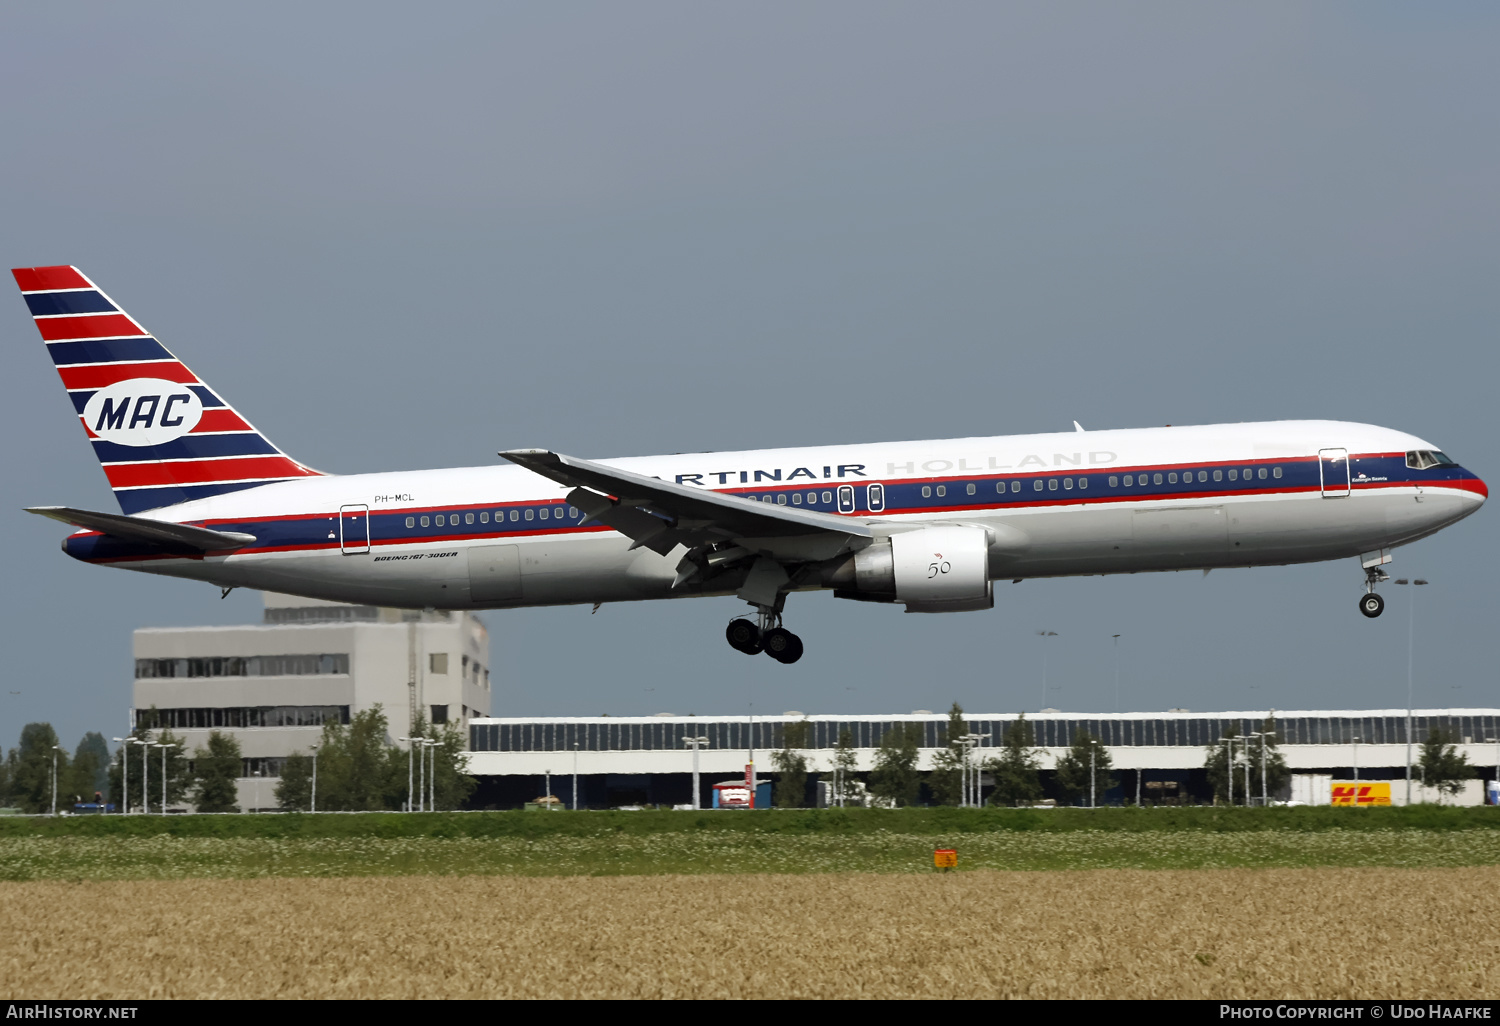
[1359,564,1389,618]
[726,609,804,664]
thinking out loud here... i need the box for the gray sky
[3,3,1497,749]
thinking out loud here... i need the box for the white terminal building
[464,709,1500,809]
[133,592,491,810]
[129,595,1498,810]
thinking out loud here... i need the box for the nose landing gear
[725,607,804,664]
[1360,564,1389,618]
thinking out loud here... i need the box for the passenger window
[435,514,445,526]
[1048,479,1058,491]
[1078,477,1087,490]
[1198,471,1207,483]
[525,509,534,521]
[1109,476,1118,487]
[1228,469,1237,481]
[406,517,415,528]
[539,507,549,519]
[936,485,946,497]
[570,508,579,518]
[922,486,932,498]
[1153,473,1163,485]
[1258,468,1268,480]
[996,482,1006,494]
[1244,469,1253,479]
[868,483,885,511]
[792,493,802,505]
[966,482,976,496]
[1011,481,1020,492]
[510,510,519,522]
[1033,479,1043,492]
[466,512,475,525]
[1213,470,1222,482]
[822,491,833,503]
[1273,467,1282,478]
[480,512,489,523]
[1063,478,1074,490]
[1168,472,1178,484]
[777,494,787,505]
[1123,475,1133,486]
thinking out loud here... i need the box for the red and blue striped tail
[13,265,323,514]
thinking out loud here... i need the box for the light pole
[416,735,428,812]
[50,745,63,815]
[1090,743,1096,808]
[111,738,129,814]
[1394,578,1428,805]
[154,743,177,815]
[398,737,416,811]
[1036,631,1059,710]
[573,743,580,811]
[683,736,709,810]
[310,743,319,814]
[1489,737,1499,807]
[1111,634,1123,713]
[136,736,151,814]
[426,740,439,811]
[1351,734,1361,802]
[1251,731,1275,806]
[955,733,989,808]
[543,766,551,806]
[1220,736,1236,805]
[253,768,262,813]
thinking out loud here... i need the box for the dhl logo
[1331,782,1391,806]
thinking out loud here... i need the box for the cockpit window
[1406,450,1457,470]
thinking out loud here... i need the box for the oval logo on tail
[82,378,203,446]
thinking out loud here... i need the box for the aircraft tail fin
[12,265,322,514]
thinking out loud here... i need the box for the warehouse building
[133,592,492,810]
[465,708,1500,809]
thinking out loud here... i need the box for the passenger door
[338,504,370,555]
[1319,448,1350,498]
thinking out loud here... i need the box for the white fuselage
[68,419,1485,611]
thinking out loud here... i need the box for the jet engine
[830,524,993,612]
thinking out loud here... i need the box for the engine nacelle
[838,525,993,612]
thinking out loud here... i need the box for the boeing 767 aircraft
[14,265,1486,664]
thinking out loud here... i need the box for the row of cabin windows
[399,466,1289,528]
[405,507,583,529]
[1109,467,1282,487]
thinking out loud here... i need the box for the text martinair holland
[671,451,1120,486]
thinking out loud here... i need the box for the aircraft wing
[499,449,870,560]
[25,506,257,551]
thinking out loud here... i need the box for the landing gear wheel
[726,618,763,654]
[762,627,804,664]
[1359,593,1385,618]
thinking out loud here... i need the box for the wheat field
[2,867,1494,999]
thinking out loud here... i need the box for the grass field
[1,806,1496,879]
[4,869,1496,999]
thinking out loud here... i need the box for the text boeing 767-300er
[13,265,1487,663]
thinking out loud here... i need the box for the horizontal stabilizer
[25,506,256,551]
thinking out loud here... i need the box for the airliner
[14,265,1486,664]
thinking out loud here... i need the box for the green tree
[286,707,401,811]
[1204,727,1246,805]
[870,722,922,807]
[1417,726,1472,802]
[771,720,812,808]
[987,714,1042,807]
[63,732,111,805]
[10,723,66,814]
[927,702,969,807]
[190,731,242,813]
[427,720,476,811]
[1052,728,1117,806]
[1245,718,1291,803]
[821,728,859,806]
